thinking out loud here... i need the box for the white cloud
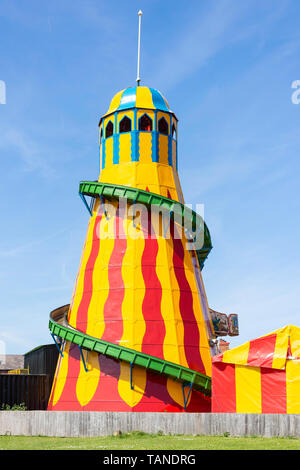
[0,128,56,178]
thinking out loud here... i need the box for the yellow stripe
[136,87,154,109]
[272,328,289,369]
[235,365,262,413]
[290,326,300,358]
[76,350,101,406]
[68,215,98,328]
[103,134,114,168]
[106,89,124,115]
[286,359,300,413]
[85,201,117,339]
[118,211,146,407]
[52,341,70,407]
[223,341,250,366]
[159,134,169,165]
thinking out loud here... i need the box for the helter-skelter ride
[47,12,238,412]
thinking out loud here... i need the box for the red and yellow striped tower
[48,86,216,412]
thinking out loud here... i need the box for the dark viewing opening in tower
[158,117,169,135]
[139,113,153,131]
[119,116,132,133]
[105,121,114,138]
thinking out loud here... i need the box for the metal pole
[136,10,143,86]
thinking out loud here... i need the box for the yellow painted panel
[52,341,70,407]
[272,328,289,369]
[119,133,132,164]
[139,133,152,163]
[100,142,103,171]
[157,165,178,196]
[235,365,262,413]
[136,87,154,109]
[76,350,101,406]
[182,236,212,377]
[223,341,250,365]
[135,163,160,191]
[104,136,114,168]
[159,134,169,165]
[286,359,300,413]
[106,89,124,115]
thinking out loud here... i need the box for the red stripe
[171,220,205,373]
[261,367,287,413]
[83,356,131,411]
[212,362,236,412]
[247,333,277,368]
[140,212,164,358]
[75,214,102,333]
[101,206,127,344]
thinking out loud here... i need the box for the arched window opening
[139,114,153,132]
[158,117,169,135]
[172,123,177,140]
[119,116,132,133]
[105,121,113,138]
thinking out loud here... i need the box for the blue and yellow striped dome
[103,86,172,117]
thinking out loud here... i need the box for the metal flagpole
[136,10,143,86]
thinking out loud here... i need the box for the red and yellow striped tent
[212,325,300,413]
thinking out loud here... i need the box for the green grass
[0,432,300,450]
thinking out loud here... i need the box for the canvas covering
[212,325,300,413]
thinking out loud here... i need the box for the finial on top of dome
[136,10,143,87]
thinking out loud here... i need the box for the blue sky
[0,0,299,354]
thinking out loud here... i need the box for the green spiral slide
[49,182,212,403]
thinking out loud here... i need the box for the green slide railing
[79,181,212,270]
[49,305,211,397]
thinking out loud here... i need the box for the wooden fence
[0,374,53,410]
